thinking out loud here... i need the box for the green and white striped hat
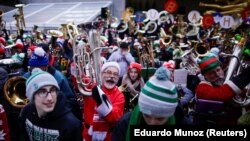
[139,67,178,118]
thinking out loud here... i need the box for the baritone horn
[4,76,28,108]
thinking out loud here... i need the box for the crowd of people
[0,5,250,141]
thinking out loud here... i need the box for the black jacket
[19,92,83,141]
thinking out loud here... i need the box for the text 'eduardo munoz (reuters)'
[130,126,248,139]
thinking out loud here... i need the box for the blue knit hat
[29,47,49,67]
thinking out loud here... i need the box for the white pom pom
[31,67,43,75]
[34,47,45,57]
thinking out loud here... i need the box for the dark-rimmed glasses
[35,87,58,98]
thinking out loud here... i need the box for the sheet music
[174,69,188,87]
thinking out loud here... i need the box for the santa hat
[28,47,49,67]
[15,39,24,50]
[26,68,59,101]
[101,61,120,74]
[128,62,142,72]
[139,67,178,118]
[198,56,221,74]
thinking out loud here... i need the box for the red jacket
[0,104,11,141]
[83,86,125,141]
[196,80,242,102]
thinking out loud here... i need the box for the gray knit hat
[139,67,178,118]
[26,68,59,101]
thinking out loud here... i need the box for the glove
[231,66,250,90]
[92,85,102,106]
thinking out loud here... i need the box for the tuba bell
[3,76,28,108]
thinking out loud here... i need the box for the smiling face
[34,85,58,118]
[101,66,119,89]
[128,68,139,81]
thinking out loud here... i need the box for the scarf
[125,105,175,141]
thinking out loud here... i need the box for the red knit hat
[198,56,221,74]
[0,47,4,54]
[128,62,142,72]
[163,60,175,70]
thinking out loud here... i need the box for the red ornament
[202,14,214,28]
[164,0,178,14]
[241,8,250,20]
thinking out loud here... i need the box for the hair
[127,68,142,81]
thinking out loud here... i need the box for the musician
[121,62,144,111]
[82,61,125,141]
[112,67,178,141]
[195,55,250,125]
[107,41,135,86]
[19,68,82,141]
[22,47,82,121]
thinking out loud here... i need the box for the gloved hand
[231,66,250,90]
[92,85,102,106]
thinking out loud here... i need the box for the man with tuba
[82,62,125,141]
[194,55,250,125]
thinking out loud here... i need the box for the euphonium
[4,76,28,108]
[73,23,111,95]
[67,22,79,40]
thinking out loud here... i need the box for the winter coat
[19,93,83,141]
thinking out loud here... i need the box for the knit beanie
[163,60,175,70]
[198,56,221,74]
[101,61,120,74]
[128,62,142,72]
[28,47,49,67]
[139,67,178,118]
[26,68,59,101]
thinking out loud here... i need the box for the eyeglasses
[103,70,119,77]
[35,87,58,98]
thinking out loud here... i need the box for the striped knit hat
[26,68,59,102]
[198,56,221,74]
[139,67,178,118]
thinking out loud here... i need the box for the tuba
[73,22,111,95]
[3,76,28,108]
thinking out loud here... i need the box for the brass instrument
[119,84,128,92]
[3,76,28,108]
[33,25,44,44]
[160,27,172,46]
[73,22,111,95]
[67,22,79,40]
[47,29,63,38]
[193,42,210,59]
[0,10,6,32]
[13,4,26,34]
[199,1,248,15]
